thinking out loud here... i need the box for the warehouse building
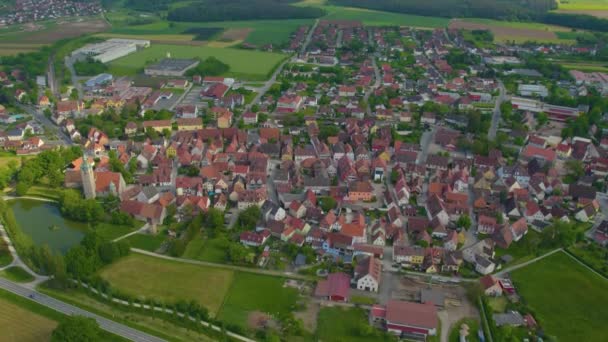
[144,58,199,77]
[72,39,150,63]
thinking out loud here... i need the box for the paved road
[17,104,73,145]
[363,56,381,116]
[418,126,438,165]
[0,278,165,342]
[488,80,506,140]
[132,248,313,281]
[47,55,58,98]
[65,55,83,100]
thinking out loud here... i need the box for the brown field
[21,19,109,43]
[0,298,57,342]
[219,28,252,41]
[449,19,559,42]
[555,9,608,18]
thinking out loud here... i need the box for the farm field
[559,62,608,73]
[0,295,57,342]
[320,5,449,28]
[99,253,234,316]
[511,251,608,341]
[450,18,575,44]
[217,272,299,328]
[0,16,109,56]
[109,19,314,46]
[107,44,287,80]
[556,0,608,17]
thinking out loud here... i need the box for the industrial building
[518,84,548,98]
[72,39,150,63]
[144,58,199,77]
[85,73,113,89]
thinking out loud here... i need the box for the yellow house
[166,142,177,158]
[176,118,203,131]
[143,120,172,133]
[217,111,233,129]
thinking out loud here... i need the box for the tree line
[330,0,608,32]
[167,0,325,22]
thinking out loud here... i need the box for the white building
[354,256,382,292]
[73,39,150,63]
[518,84,548,98]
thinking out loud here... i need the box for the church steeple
[80,152,96,199]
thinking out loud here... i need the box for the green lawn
[183,236,227,263]
[99,253,234,316]
[0,152,22,168]
[108,44,287,80]
[0,266,35,283]
[123,233,166,252]
[0,240,12,267]
[486,297,507,313]
[448,318,480,342]
[511,252,608,341]
[94,222,144,241]
[217,272,299,328]
[316,307,393,342]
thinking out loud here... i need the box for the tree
[457,215,472,230]
[51,316,102,342]
[565,160,584,181]
[318,196,337,212]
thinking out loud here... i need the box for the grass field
[217,272,299,328]
[557,0,608,10]
[124,233,166,252]
[511,252,608,341]
[0,151,23,168]
[560,62,608,72]
[107,44,286,80]
[99,253,234,316]
[0,295,57,342]
[0,266,35,283]
[183,236,227,263]
[93,222,144,241]
[316,307,391,342]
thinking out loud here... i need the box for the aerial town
[0,1,607,342]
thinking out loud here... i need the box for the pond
[9,199,88,254]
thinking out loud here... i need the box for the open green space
[99,253,234,316]
[124,233,166,252]
[0,152,23,168]
[486,296,508,313]
[0,240,12,267]
[183,235,227,263]
[316,306,394,342]
[511,251,608,341]
[108,44,286,80]
[93,222,144,241]
[0,266,35,283]
[217,272,299,328]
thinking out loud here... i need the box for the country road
[488,80,506,140]
[0,278,166,342]
[495,248,562,276]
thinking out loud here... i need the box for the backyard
[510,251,608,341]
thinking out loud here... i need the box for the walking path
[132,248,313,281]
[0,224,49,288]
[112,224,150,242]
[495,248,562,276]
[2,195,57,203]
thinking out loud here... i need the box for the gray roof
[494,311,525,327]
[420,288,445,307]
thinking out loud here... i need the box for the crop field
[450,18,575,44]
[110,19,313,46]
[0,296,57,342]
[511,252,608,341]
[557,0,608,10]
[321,5,449,28]
[108,44,287,80]
[0,17,109,56]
